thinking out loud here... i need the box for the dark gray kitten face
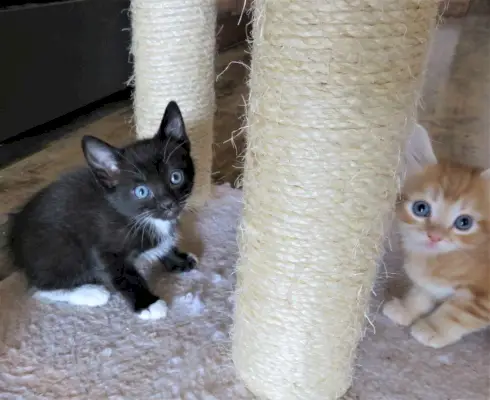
[82,101,194,221]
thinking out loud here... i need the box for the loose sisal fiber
[232,1,438,400]
[130,0,216,208]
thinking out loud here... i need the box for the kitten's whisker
[147,217,158,243]
[139,220,146,249]
[178,192,192,206]
[123,221,137,245]
[163,136,172,161]
[124,211,153,245]
[118,168,145,179]
[123,215,142,244]
[124,217,144,245]
[165,141,186,163]
[140,215,153,249]
[118,151,145,179]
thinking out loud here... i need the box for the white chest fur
[135,218,176,269]
[404,256,454,300]
[404,256,428,284]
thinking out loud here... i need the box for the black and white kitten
[7,101,197,320]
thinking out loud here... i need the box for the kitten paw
[69,285,111,306]
[165,252,198,273]
[137,299,168,320]
[35,285,110,307]
[382,298,413,326]
[181,252,198,272]
[411,320,456,349]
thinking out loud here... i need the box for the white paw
[34,285,110,307]
[411,320,458,349]
[382,298,412,326]
[69,285,111,306]
[188,253,199,264]
[138,299,168,320]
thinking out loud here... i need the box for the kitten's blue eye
[169,169,184,186]
[454,215,473,231]
[133,185,152,199]
[412,200,431,217]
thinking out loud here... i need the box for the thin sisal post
[130,0,216,208]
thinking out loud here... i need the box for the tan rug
[0,184,488,399]
[0,185,250,399]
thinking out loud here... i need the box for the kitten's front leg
[104,253,167,320]
[160,247,198,273]
[383,286,436,326]
[411,290,489,348]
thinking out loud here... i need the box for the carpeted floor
[0,185,488,400]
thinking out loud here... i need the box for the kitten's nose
[159,200,174,210]
[427,232,443,243]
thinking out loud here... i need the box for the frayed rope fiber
[130,0,216,208]
[232,1,438,400]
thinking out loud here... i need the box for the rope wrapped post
[130,0,216,208]
[232,1,438,399]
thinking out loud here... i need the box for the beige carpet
[0,185,250,399]
[0,184,488,399]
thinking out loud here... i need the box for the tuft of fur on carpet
[0,184,488,399]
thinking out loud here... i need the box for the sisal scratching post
[423,21,490,170]
[232,1,438,399]
[130,0,216,208]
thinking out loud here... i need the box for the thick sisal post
[130,0,216,208]
[232,1,438,399]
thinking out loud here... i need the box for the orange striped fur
[383,124,490,348]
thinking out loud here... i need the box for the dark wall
[0,0,131,142]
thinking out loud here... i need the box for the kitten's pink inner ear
[164,117,182,139]
[403,123,437,177]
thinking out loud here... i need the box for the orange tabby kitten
[383,124,490,348]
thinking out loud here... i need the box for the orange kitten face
[397,124,489,255]
[398,163,489,254]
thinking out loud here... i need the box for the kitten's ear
[480,168,490,180]
[403,123,437,177]
[82,135,120,188]
[156,101,190,148]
